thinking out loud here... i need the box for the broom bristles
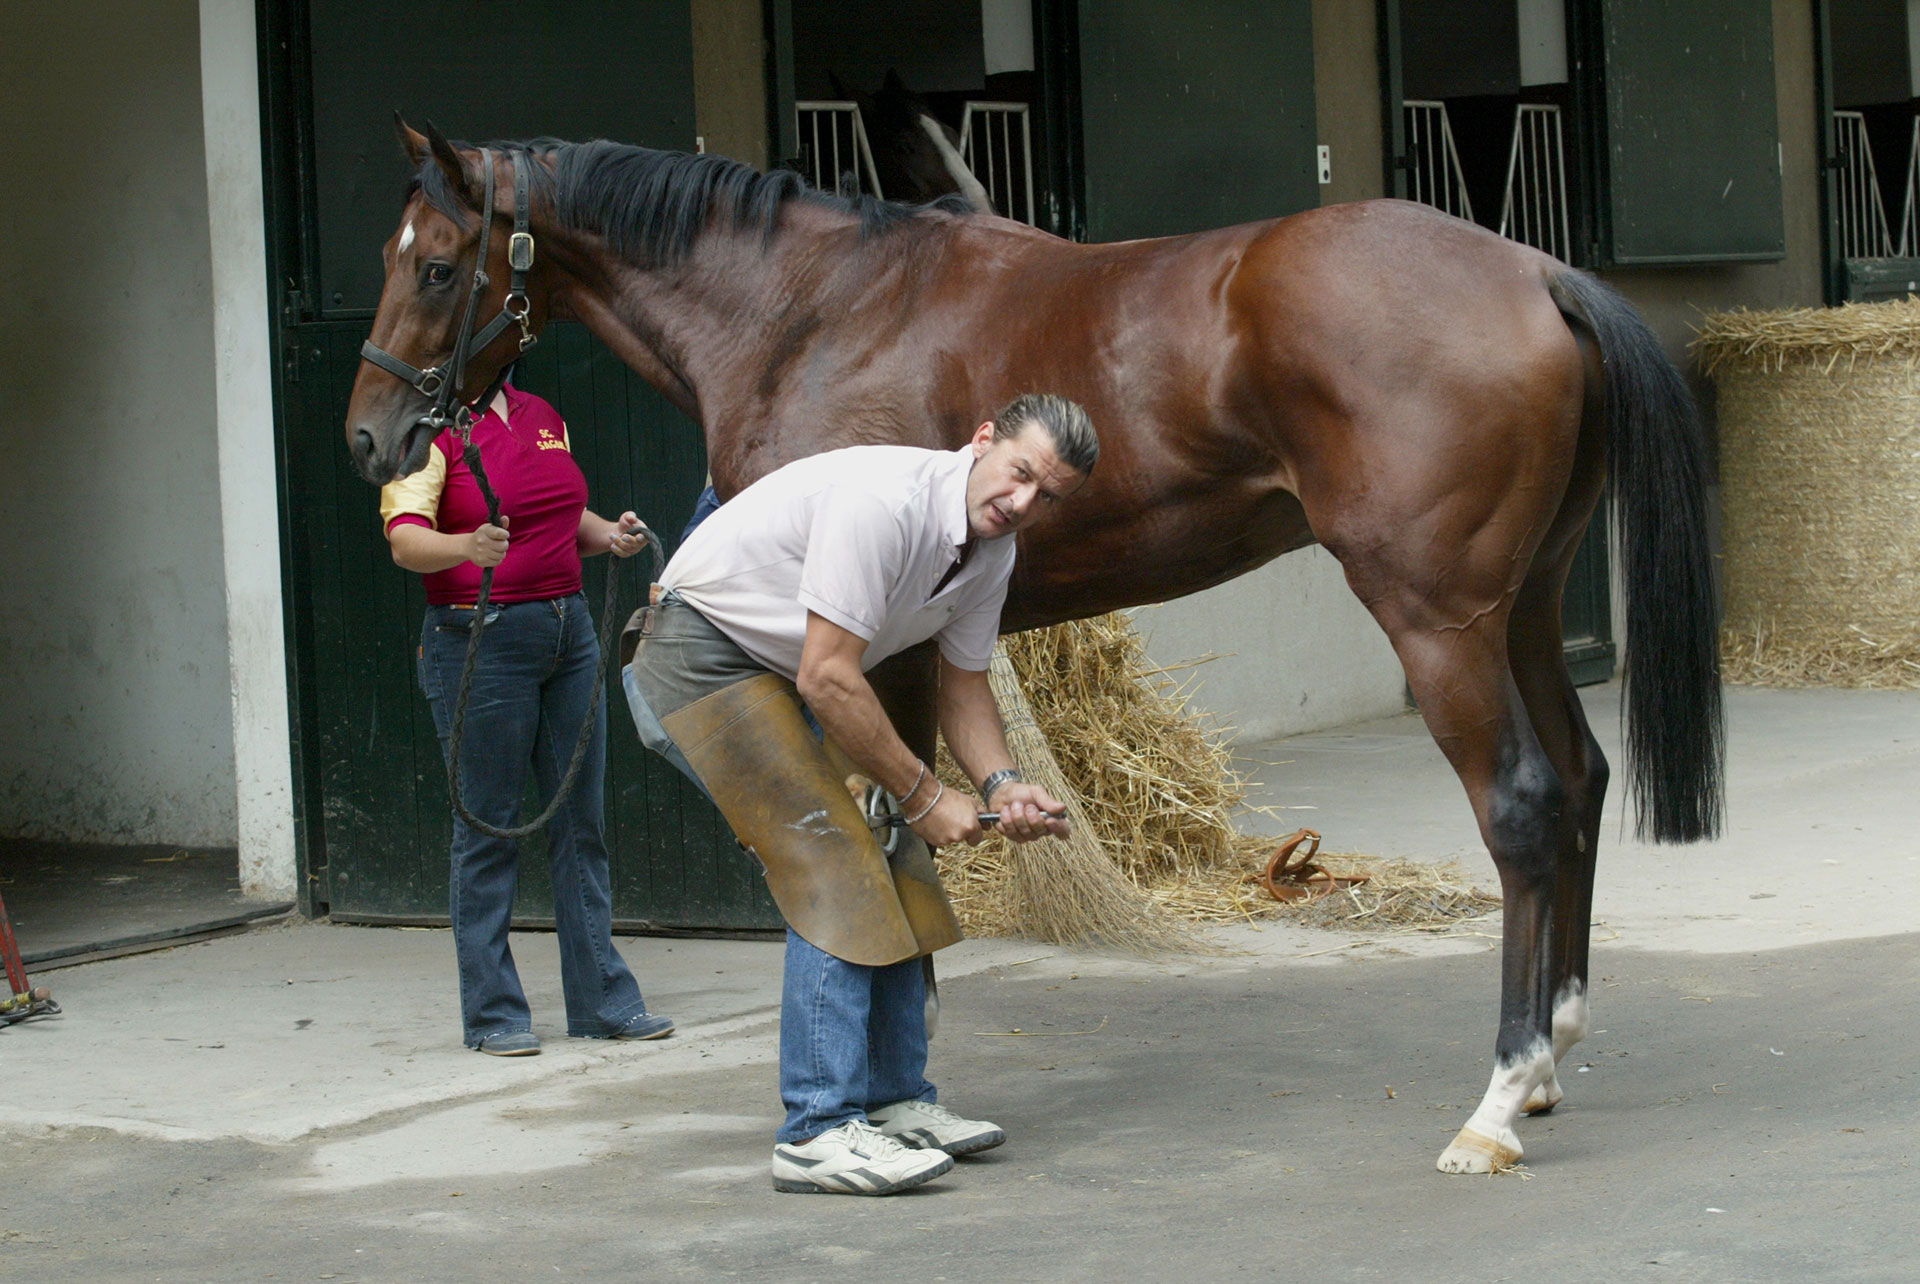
[946,650,1201,953]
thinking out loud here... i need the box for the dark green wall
[1079,0,1320,241]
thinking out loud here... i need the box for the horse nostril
[355,428,376,463]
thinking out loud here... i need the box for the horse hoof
[1522,1077,1564,1115]
[1436,1126,1523,1174]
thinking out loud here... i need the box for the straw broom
[959,646,1200,952]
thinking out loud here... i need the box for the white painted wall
[1132,546,1408,744]
[0,3,238,845]
[201,0,296,898]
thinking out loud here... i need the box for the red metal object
[0,888,57,1026]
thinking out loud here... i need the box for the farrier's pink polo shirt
[378,386,588,605]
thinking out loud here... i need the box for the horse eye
[424,262,453,286]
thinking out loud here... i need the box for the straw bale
[1692,303,1920,684]
[1693,297,1920,374]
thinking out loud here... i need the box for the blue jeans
[777,929,935,1143]
[418,594,653,1046]
[622,607,935,1141]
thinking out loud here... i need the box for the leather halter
[359,147,538,435]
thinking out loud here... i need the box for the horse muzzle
[351,415,439,486]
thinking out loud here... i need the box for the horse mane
[408,137,975,269]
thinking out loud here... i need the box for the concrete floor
[2,681,1915,1282]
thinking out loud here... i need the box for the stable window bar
[1403,100,1474,223]
[1897,116,1920,257]
[959,101,1036,225]
[1498,104,1571,262]
[794,102,885,199]
[1832,110,1893,260]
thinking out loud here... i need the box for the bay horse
[344,123,1723,1174]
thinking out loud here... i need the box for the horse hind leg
[1347,565,1570,1174]
[1504,559,1609,1118]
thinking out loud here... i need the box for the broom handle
[872,809,1065,829]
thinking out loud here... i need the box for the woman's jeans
[624,598,936,1140]
[418,594,651,1046]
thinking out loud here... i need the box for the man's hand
[908,784,986,848]
[467,516,510,567]
[989,781,1071,843]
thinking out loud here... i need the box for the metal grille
[1896,116,1920,257]
[958,101,1036,224]
[794,101,885,199]
[1498,104,1571,261]
[1833,110,1894,259]
[1402,100,1474,222]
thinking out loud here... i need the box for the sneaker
[867,1098,1006,1156]
[771,1120,955,1195]
[613,1012,675,1040]
[474,1030,541,1056]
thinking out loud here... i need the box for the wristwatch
[978,768,1023,805]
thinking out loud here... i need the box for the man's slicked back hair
[992,393,1098,475]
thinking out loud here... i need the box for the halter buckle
[415,367,446,396]
[509,232,535,272]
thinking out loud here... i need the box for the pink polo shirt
[379,386,587,605]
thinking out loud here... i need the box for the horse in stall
[344,122,1724,1174]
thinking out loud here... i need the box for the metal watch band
[978,768,1023,804]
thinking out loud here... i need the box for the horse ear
[422,120,481,209]
[395,114,429,167]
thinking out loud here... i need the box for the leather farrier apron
[624,597,962,967]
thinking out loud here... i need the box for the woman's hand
[610,510,651,559]
[466,516,510,568]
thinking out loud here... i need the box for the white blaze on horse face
[398,221,416,255]
[917,114,993,214]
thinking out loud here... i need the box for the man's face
[964,419,1089,541]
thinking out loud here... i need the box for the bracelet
[904,780,944,825]
[898,760,928,805]
[978,768,1023,805]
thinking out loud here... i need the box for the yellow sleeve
[379,446,448,531]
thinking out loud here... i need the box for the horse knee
[1486,752,1568,878]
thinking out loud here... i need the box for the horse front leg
[1365,592,1569,1174]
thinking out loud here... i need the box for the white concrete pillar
[199,0,297,899]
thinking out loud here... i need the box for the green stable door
[266,0,778,929]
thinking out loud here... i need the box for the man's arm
[937,655,1071,843]
[795,612,985,848]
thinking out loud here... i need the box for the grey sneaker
[771,1120,954,1195]
[474,1030,541,1056]
[867,1098,1006,1155]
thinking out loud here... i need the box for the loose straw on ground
[938,614,1500,948]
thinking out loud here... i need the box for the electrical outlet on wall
[1317,145,1331,185]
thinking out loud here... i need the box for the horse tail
[1549,269,1724,843]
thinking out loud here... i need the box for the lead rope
[442,432,663,841]
[434,146,658,841]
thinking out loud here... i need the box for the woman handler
[381,382,673,1056]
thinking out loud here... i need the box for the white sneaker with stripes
[867,1098,1006,1156]
[771,1120,955,1195]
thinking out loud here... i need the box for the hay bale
[1693,302,1920,688]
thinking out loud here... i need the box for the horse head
[344,119,551,486]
